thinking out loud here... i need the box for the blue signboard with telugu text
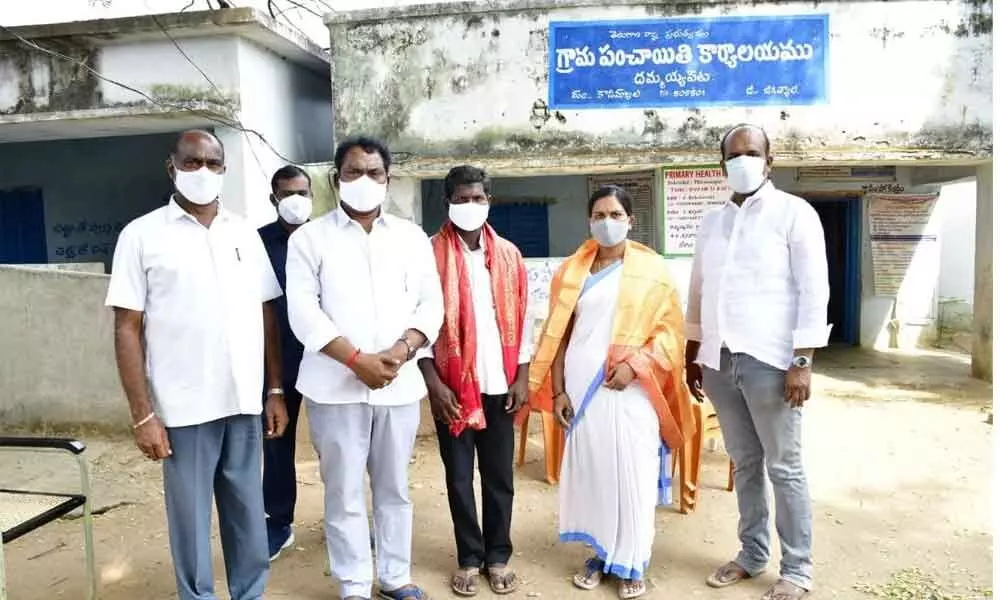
[548,15,829,109]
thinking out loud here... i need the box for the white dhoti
[307,400,420,598]
[557,263,667,580]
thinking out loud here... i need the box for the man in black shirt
[258,165,313,560]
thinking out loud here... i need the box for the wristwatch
[397,336,416,361]
[791,355,812,369]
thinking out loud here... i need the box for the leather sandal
[762,579,810,600]
[572,556,605,591]
[450,568,478,597]
[706,561,753,588]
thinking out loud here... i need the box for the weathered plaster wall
[0,266,124,429]
[0,39,101,115]
[0,36,239,116]
[329,0,992,169]
[98,37,242,108]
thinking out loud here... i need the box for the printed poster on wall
[663,165,729,256]
[587,171,656,249]
[548,14,829,109]
[867,194,939,300]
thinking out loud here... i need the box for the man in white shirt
[286,136,444,600]
[106,130,288,600]
[416,166,532,597]
[686,124,830,600]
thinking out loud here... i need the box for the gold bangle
[132,412,155,429]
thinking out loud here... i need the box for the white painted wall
[234,38,334,227]
[99,37,259,221]
[97,36,333,226]
[0,133,177,270]
[98,37,242,104]
[934,179,976,303]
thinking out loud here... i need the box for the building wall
[329,0,992,169]
[0,266,124,428]
[406,163,980,352]
[0,133,177,269]
[2,29,332,223]
[98,37,243,104]
[6,1,332,49]
[234,38,335,227]
[422,174,590,256]
[932,179,976,350]
[100,35,336,225]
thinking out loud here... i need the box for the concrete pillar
[971,161,993,381]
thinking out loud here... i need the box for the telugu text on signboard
[663,166,729,256]
[548,14,829,109]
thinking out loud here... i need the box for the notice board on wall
[867,194,939,317]
[662,165,729,256]
[587,171,657,249]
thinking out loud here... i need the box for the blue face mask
[590,217,630,247]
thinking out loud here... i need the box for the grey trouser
[307,400,421,598]
[163,414,270,600]
[702,348,813,590]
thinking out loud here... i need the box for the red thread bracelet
[346,348,361,369]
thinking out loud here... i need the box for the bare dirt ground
[3,348,993,600]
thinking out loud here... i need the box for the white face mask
[276,193,312,225]
[448,202,490,232]
[590,217,630,247]
[174,166,223,205]
[725,156,768,195]
[338,176,387,213]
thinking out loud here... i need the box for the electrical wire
[147,13,273,177]
[0,22,301,165]
[266,0,320,41]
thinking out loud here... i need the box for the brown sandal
[451,567,479,597]
[706,561,753,588]
[618,578,646,599]
[573,556,605,590]
[762,579,809,600]
[482,564,518,595]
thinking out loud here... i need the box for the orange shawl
[432,222,527,436]
[523,239,693,483]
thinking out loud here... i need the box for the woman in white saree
[528,186,693,599]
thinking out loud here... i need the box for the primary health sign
[548,14,829,109]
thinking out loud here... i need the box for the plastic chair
[671,399,735,514]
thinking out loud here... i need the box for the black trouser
[262,388,303,530]
[435,393,515,569]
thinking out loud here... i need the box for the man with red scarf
[417,165,533,597]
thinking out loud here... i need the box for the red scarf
[432,222,527,436]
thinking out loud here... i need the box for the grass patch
[855,568,992,599]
